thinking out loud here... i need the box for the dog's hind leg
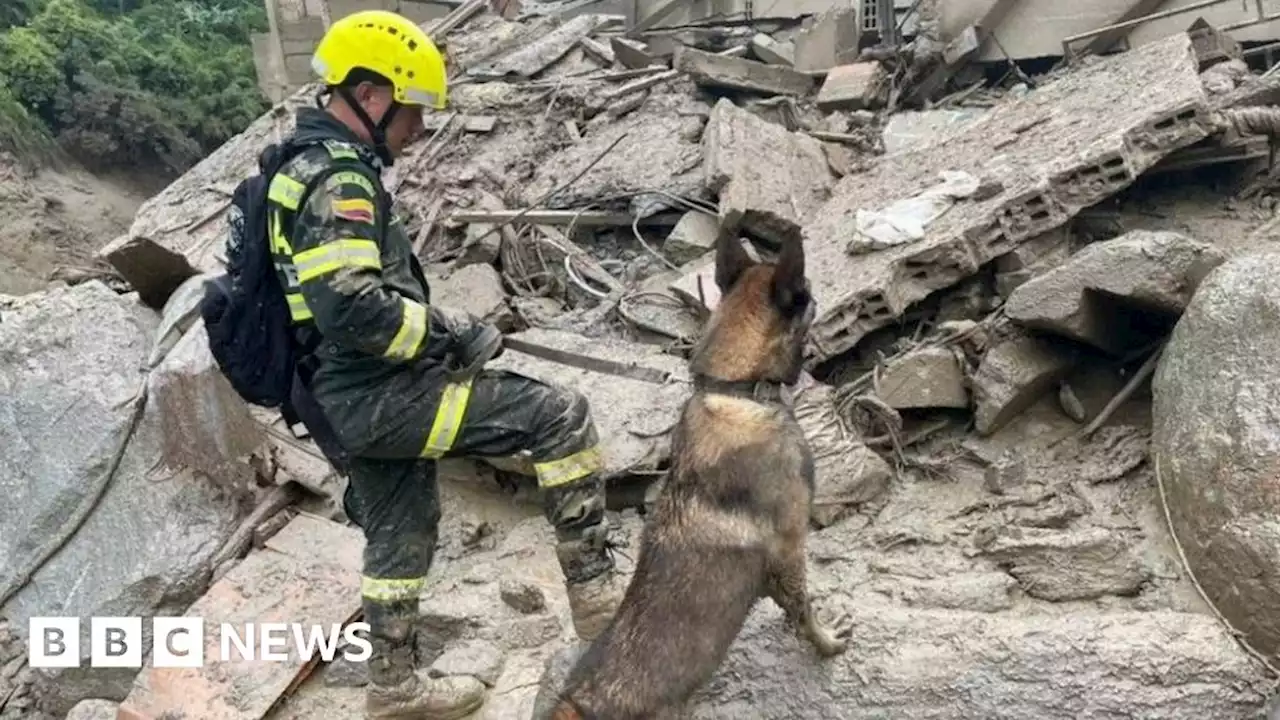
[766,546,852,658]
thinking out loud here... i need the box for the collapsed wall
[802,32,1215,367]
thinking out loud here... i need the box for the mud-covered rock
[1154,250,1280,660]
[976,525,1151,601]
[0,281,242,715]
[971,333,1079,435]
[876,345,969,409]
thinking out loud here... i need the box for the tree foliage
[0,0,269,175]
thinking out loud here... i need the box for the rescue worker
[262,10,625,718]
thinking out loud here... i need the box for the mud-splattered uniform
[265,108,621,668]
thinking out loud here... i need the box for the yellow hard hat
[310,10,447,110]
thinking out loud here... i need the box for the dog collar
[693,374,789,405]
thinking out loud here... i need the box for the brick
[674,46,814,97]
[661,211,720,264]
[801,33,1214,368]
[703,98,835,246]
[816,62,888,111]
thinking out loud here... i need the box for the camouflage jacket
[267,107,489,396]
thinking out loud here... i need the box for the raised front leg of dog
[766,546,852,658]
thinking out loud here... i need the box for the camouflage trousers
[332,367,608,606]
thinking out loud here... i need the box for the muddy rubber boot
[557,523,626,642]
[365,600,486,719]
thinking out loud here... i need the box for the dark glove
[446,323,503,381]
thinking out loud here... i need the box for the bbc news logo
[28,617,372,668]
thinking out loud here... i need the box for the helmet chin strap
[335,86,400,168]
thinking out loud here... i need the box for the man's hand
[447,323,503,381]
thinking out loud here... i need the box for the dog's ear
[715,226,753,294]
[770,232,809,316]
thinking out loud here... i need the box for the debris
[802,33,1213,367]
[971,333,1079,436]
[427,263,517,332]
[674,46,815,97]
[1153,250,1280,661]
[849,170,981,254]
[148,270,217,367]
[661,210,720,264]
[117,514,364,720]
[667,253,719,312]
[423,115,499,134]
[472,14,611,78]
[1005,230,1225,355]
[0,282,242,716]
[499,579,547,614]
[610,37,658,69]
[1187,17,1242,70]
[793,374,893,528]
[791,7,860,73]
[992,226,1072,298]
[881,108,985,154]
[460,221,503,267]
[703,98,835,245]
[578,36,615,66]
[875,346,969,410]
[750,33,795,67]
[485,328,690,476]
[816,61,889,111]
[978,525,1152,602]
[450,209,678,226]
[429,640,505,687]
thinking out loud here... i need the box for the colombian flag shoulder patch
[333,198,375,224]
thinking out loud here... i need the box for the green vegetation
[0,0,270,175]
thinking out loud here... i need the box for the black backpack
[200,139,318,409]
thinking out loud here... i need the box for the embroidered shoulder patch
[333,197,375,224]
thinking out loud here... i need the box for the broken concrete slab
[791,6,860,73]
[876,346,969,410]
[793,375,893,528]
[661,210,720,264]
[96,233,201,310]
[674,46,815,97]
[1154,250,1280,660]
[971,332,1079,436]
[486,328,691,477]
[427,263,517,332]
[0,281,243,716]
[881,108,986,155]
[1005,230,1226,355]
[520,84,710,218]
[802,32,1214,367]
[750,33,794,66]
[117,514,364,720]
[611,36,658,68]
[978,525,1152,601]
[148,320,264,493]
[816,61,888,112]
[703,98,835,246]
[993,226,1072,298]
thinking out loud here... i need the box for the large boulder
[1153,250,1280,663]
[0,281,243,715]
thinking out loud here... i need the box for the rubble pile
[8,3,1280,719]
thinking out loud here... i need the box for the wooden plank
[423,114,497,133]
[116,515,365,720]
[579,36,617,65]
